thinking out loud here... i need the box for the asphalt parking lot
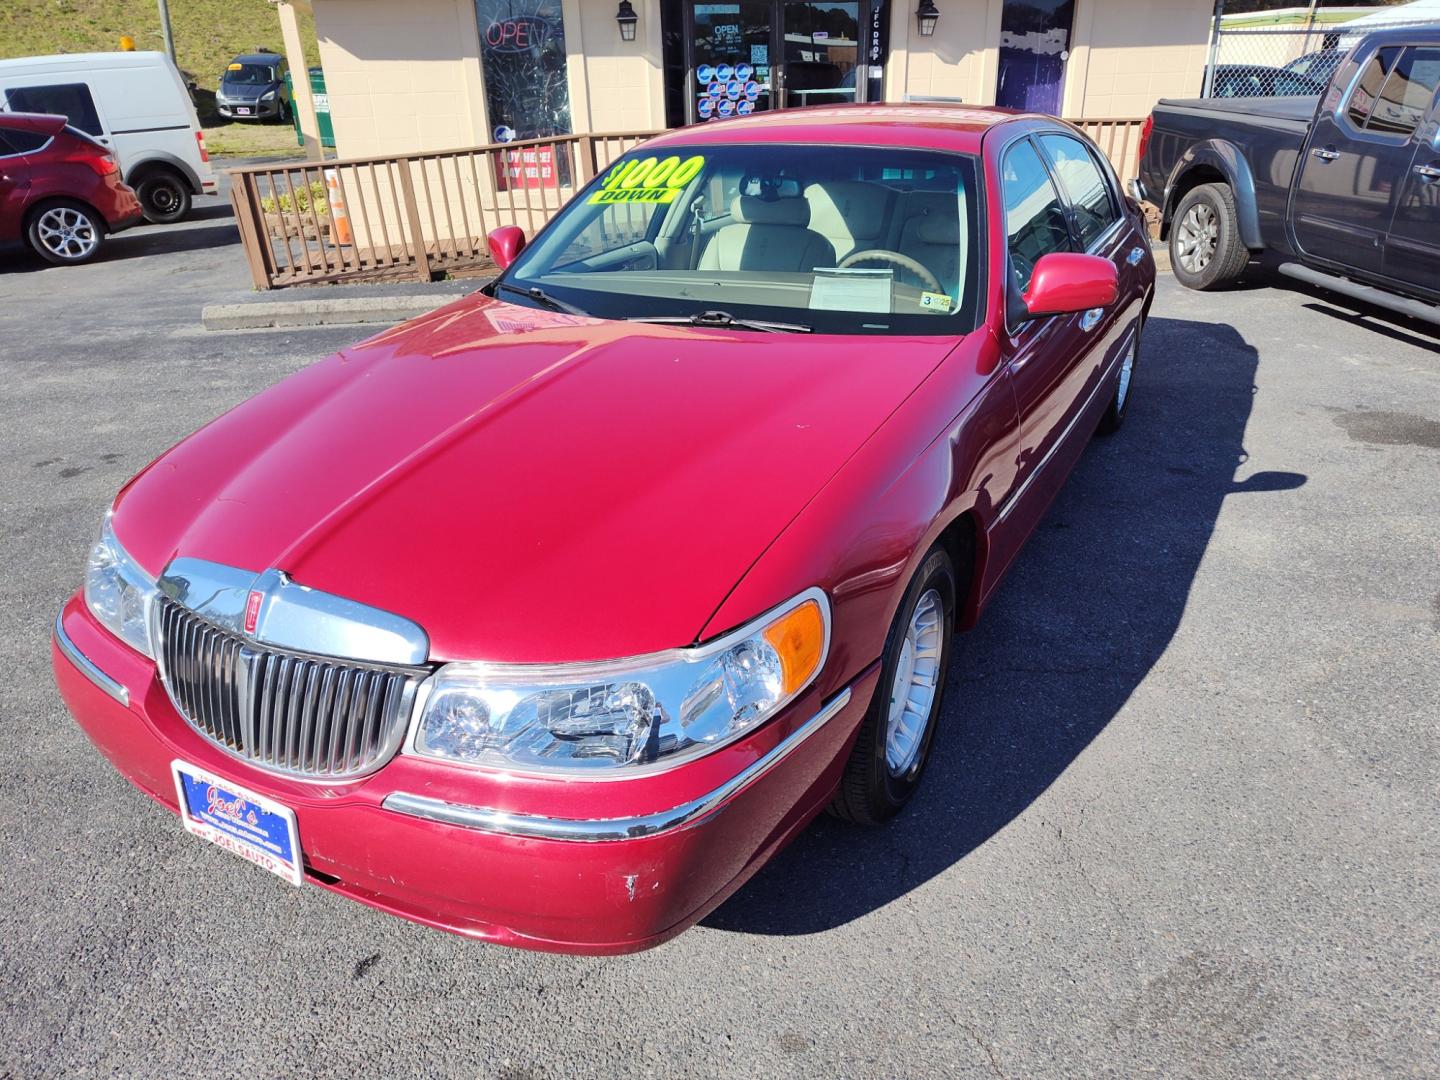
[1,201,1437,1078]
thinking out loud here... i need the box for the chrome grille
[155,597,425,779]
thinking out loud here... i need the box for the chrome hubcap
[36,207,98,259]
[1175,202,1218,273]
[885,588,943,778]
[1117,334,1136,409]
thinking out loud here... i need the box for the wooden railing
[230,119,1147,290]
[228,131,653,289]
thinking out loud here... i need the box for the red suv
[0,111,143,265]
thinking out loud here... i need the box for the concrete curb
[202,295,458,331]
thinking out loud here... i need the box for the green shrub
[260,179,330,217]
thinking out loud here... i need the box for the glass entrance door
[689,1,774,122]
[780,0,861,110]
[684,0,865,123]
[995,0,1075,115]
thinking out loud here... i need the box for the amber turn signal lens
[763,599,826,695]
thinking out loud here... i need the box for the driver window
[1001,138,1074,293]
[550,198,658,267]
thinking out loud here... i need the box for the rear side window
[1038,133,1118,249]
[1365,46,1440,136]
[1346,47,1402,128]
[1002,138,1075,294]
[3,82,103,136]
[0,126,52,153]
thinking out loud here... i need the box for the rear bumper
[52,595,876,953]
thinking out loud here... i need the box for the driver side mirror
[1019,252,1119,320]
[488,225,527,271]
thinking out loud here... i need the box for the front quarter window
[499,142,983,335]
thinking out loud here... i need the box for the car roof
[230,53,283,65]
[0,50,170,70]
[0,111,67,135]
[641,104,1038,155]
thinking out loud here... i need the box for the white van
[0,51,217,224]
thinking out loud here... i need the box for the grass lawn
[204,118,305,158]
[1,0,319,102]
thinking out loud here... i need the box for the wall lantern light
[616,0,639,41]
[916,0,940,37]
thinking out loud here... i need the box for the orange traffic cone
[324,168,352,246]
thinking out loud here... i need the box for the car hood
[114,294,958,662]
[220,82,276,100]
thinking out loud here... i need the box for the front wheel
[1169,183,1248,290]
[135,169,192,224]
[26,200,105,265]
[829,547,957,825]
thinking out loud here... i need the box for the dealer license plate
[171,760,303,886]
[236,107,251,115]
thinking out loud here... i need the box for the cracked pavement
[1,202,1437,1077]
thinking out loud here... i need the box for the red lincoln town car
[53,105,1154,953]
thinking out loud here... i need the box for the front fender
[1163,141,1263,250]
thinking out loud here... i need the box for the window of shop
[475,0,574,142]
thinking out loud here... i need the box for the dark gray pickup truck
[1135,26,1440,326]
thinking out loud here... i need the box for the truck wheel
[1169,183,1249,290]
[135,169,192,224]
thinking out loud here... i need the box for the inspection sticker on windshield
[589,155,706,205]
[919,291,953,313]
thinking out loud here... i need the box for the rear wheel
[135,168,192,224]
[1096,316,1143,436]
[26,200,104,265]
[829,546,957,825]
[1169,183,1248,290]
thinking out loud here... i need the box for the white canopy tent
[1341,0,1440,30]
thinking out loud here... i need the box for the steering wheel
[838,249,944,294]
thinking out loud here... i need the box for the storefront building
[299,0,1213,160]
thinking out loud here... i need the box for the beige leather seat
[698,196,836,273]
[804,181,887,263]
[896,191,967,297]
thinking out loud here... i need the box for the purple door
[996,0,1074,115]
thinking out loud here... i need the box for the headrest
[804,182,886,241]
[917,213,961,245]
[731,195,811,228]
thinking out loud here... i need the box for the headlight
[84,519,158,658]
[260,90,276,102]
[410,588,830,775]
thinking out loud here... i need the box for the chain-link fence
[1204,17,1440,98]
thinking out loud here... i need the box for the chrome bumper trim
[54,611,129,707]
[382,687,854,842]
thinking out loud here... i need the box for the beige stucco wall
[1064,0,1213,116]
[886,0,1211,119]
[311,0,1212,160]
[312,0,665,159]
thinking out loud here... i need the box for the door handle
[1312,147,1340,162]
[1414,163,1440,181]
[1080,308,1104,331]
[1126,245,1146,266]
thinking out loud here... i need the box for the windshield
[224,63,277,86]
[500,143,983,335]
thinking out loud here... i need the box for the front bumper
[53,595,875,953]
[217,98,282,120]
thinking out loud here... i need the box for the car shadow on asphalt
[705,315,1307,938]
[0,221,238,274]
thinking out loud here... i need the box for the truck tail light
[1136,114,1154,168]
[196,129,210,163]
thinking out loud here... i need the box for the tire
[25,200,105,266]
[276,100,290,124]
[1168,183,1249,290]
[1096,315,1143,436]
[829,546,958,825]
[135,168,192,224]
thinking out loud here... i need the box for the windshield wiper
[628,310,811,334]
[493,281,591,318]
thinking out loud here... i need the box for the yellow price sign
[588,154,706,205]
